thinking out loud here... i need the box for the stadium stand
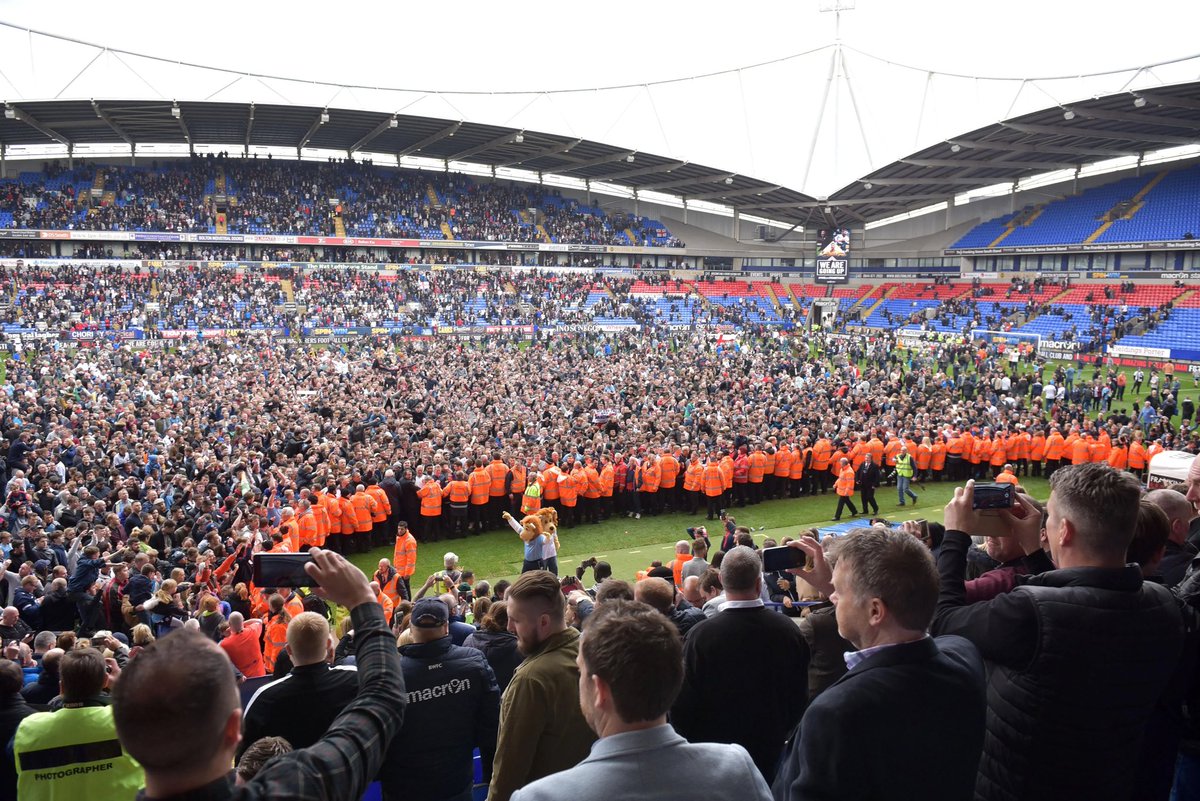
[0,158,685,247]
[952,163,1200,248]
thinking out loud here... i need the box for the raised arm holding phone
[112,548,406,801]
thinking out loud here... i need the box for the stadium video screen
[815,227,850,284]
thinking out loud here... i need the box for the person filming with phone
[772,529,986,801]
[932,465,1184,801]
[111,548,406,801]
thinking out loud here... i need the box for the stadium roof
[2,82,1200,228]
[822,80,1200,222]
[0,99,820,226]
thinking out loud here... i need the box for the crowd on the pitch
[0,284,1197,799]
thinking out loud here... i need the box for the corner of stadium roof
[819,79,1200,225]
[0,99,818,228]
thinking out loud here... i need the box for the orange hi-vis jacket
[659,455,680,489]
[1070,438,1091,465]
[1107,444,1129,470]
[961,432,976,464]
[789,449,804,480]
[811,440,833,472]
[559,471,578,507]
[376,589,394,624]
[884,439,903,467]
[764,449,777,474]
[367,485,391,523]
[570,467,589,500]
[444,480,470,507]
[718,457,734,490]
[683,461,702,492]
[642,462,662,492]
[541,469,561,501]
[338,495,356,535]
[931,441,947,471]
[849,442,865,470]
[584,466,602,499]
[1063,432,1080,458]
[946,436,964,459]
[1148,441,1165,461]
[1129,441,1148,469]
[319,490,339,535]
[835,465,856,497]
[600,465,615,496]
[1090,439,1111,464]
[487,460,509,498]
[509,464,527,494]
[703,462,724,497]
[671,555,693,589]
[829,449,846,475]
[989,439,1008,467]
[995,470,1019,485]
[973,437,992,466]
[915,444,932,471]
[263,614,289,673]
[1045,432,1066,461]
[297,511,318,549]
[469,468,492,505]
[774,447,793,478]
[748,450,766,482]
[376,568,402,607]
[866,438,885,465]
[351,491,375,532]
[1030,434,1047,462]
[312,498,330,546]
[281,519,300,553]
[393,532,417,578]
[418,481,443,516]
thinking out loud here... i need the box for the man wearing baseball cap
[378,597,500,801]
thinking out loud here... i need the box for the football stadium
[1,2,1200,799]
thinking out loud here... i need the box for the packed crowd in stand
[0,156,685,247]
[0,262,1198,799]
[0,264,804,334]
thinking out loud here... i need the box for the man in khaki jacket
[488,571,595,801]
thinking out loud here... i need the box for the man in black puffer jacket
[933,465,1184,801]
[379,597,501,801]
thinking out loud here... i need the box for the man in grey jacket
[511,600,771,801]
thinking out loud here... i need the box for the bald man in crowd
[1145,489,1198,587]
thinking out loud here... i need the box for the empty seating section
[970,283,1063,304]
[1114,309,1200,353]
[0,160,682,247]
[856,298,943,328]
[949,211,1021,249]
[953,164,1200,249]
[888,283,971,301]
[1097,168,1200,243]
[1012,305,1093,342]
[1051,284,1184,307]
[1002,175,1152,246]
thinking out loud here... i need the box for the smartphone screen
[761,545,807,574]
[253,553,319,587]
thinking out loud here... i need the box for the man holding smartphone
[773,530,986,801]
[113,548,406,801]
[932,469,1183,801]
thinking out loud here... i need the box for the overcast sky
[1,0,1198,197]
